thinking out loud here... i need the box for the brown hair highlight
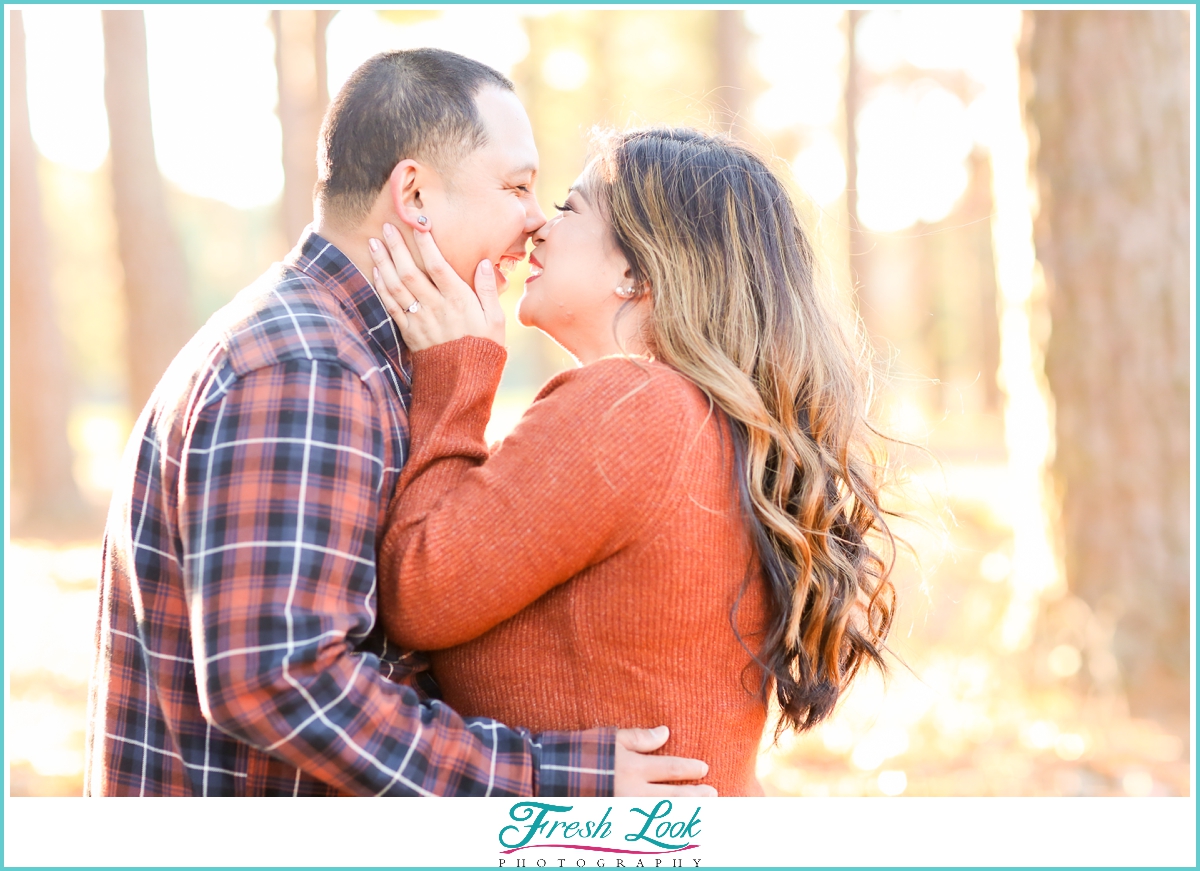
[590,127,897,733]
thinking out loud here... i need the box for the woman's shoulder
[536,356,711,420]
[514,358,708,507]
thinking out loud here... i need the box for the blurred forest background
[6,7,1192,797]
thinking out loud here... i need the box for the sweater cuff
[411,335,507,387]
[408,336,507,424]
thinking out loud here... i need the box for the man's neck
[314,201,427,293]
[311,217,376,288]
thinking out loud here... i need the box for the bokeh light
[542,49,590,91]
[791,131,847,207]
[326,8,530,97]
[877,769,908,796]
[23,7,282,208]
[856,83,973,231]
[22,8,109,171]
[144,9,283,209]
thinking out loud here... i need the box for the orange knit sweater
[379,337,770,796]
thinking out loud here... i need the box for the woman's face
[516,169,639,361]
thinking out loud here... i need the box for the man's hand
[613,727,717,797]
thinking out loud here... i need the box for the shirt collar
[286,228,411,388]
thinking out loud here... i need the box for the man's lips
[496,253,526,278]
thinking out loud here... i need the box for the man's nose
[524,195,548,237]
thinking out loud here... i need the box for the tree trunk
[102,10,193,413]
[1025,11,1190,724]
[713,10,749,136]
[844,10,861,241]
[273,10,336,245]
[8,10,89,534]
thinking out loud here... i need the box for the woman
[369,128,895,796]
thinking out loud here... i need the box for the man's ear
[387,159,428,231]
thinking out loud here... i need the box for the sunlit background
[7,6,1192,798]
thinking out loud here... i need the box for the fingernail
[653,725,669,739]
[373,267,380,285]
[480,259,492,272]
[368,238,379,252]
[383,223,396,238]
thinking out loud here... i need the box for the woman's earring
[615,285,636,299]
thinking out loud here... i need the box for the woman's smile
[525,252,544,283]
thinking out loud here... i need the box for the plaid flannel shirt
[84,230,615,796]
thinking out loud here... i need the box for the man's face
[421,87,545,293]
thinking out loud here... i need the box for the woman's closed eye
[553,201,575,213]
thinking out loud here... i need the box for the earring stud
[615,285,636,299]
[417,215,428,226]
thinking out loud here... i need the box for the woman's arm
[378,339,690,650]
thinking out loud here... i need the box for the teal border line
[1,1,6,843]
[6,1,1199,6]
[2,0,10,829]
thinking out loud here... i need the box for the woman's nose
[530,220,549,244]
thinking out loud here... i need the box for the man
[85,48,713,797]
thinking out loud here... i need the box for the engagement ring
[406,301,420,314]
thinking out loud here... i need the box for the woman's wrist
[408,335,507,425]
[410,334,506,374]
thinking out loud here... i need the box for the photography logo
[497,800,704,868]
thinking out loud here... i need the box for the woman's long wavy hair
[589,127,896,734]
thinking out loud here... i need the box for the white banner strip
[4,796,1196,867]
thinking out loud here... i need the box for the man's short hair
[315,48,514,227]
